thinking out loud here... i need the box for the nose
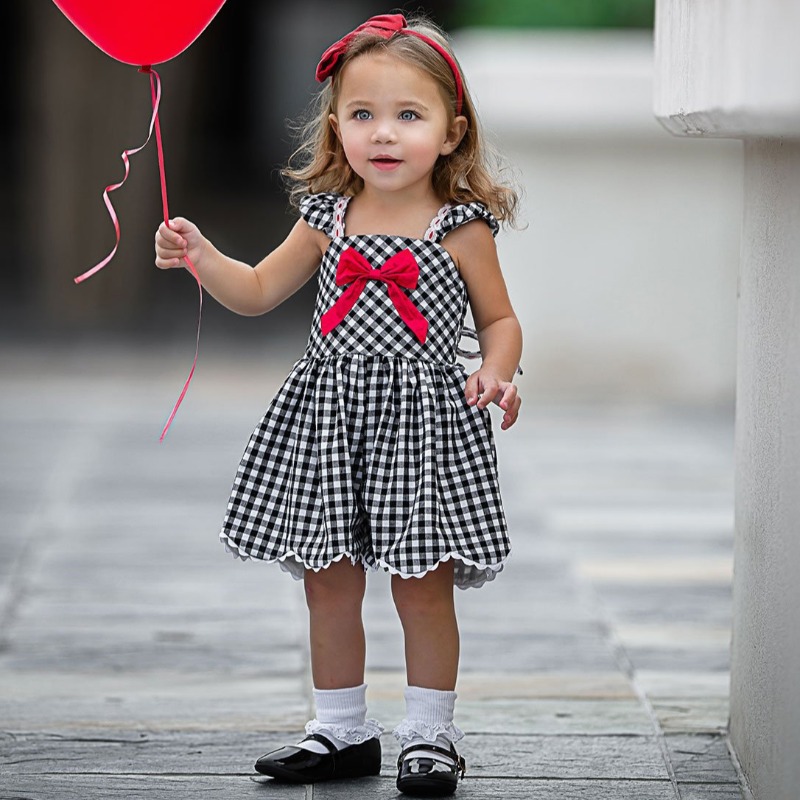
[370,120,397,144]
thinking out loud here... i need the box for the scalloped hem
[380,551,507,590]
[393,719,465,745]
[220,531,508,590]
[305,718,384,745]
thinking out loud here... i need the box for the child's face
[329,52,466,198]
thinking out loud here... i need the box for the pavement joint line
[571,569,684,800]
[725,736,755,800]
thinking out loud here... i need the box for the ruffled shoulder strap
[298,193,347,238]
[424,201,500,243]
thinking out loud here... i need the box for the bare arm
[445,221,523,430]
[155,217,328,317]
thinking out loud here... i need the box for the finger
[168,217,191,233]
[155,241,185,261]
[477,378,499,409]
[156,225,186,251]
[501,395,521,429]
[500,402,519,430]
[497,383,517,410]
[156,226,187,252]
[154,255,182,270]
[464,373,480,405]
[165,218,191,246]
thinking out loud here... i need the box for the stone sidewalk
[0,343,744,799]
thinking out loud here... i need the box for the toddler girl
[155,12,522,797]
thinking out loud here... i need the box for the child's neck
[347,185,445,239]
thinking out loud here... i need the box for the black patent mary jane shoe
[396,742,466,796]
[254,733,381,783]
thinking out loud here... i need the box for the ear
[329,113,342,142]
[441,115,467,156]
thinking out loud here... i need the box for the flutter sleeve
[298,193,341,237]
[428,201,501,242]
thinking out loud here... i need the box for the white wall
[454,30,742,405]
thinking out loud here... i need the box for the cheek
[338,131,369,176]
[407,129,446,159]
[339,128,366,159]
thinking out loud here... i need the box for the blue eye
[399,110,417,121]
[354,109,372,120]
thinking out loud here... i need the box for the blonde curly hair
[282,16,519,227]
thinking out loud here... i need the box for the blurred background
[3,0,740,408]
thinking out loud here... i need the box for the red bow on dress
[320,247,429,344]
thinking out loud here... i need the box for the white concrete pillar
[654,2,800,798]
[731,139,800,800]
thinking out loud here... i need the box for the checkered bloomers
[219,193,511,589]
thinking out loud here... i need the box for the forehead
[336,51,445,105]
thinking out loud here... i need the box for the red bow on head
[320,247,429,344]
[316,14,405,82]
[315,13,464,115]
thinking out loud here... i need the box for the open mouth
[370,156,402,169]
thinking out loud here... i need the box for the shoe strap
[397,742,467,778]
[301,733,338,755]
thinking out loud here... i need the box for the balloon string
[145,67,203,443]
[74,66,203,442]
[73,67,162,284]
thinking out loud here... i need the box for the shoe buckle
[457,755,466,779]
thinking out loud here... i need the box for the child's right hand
[155,218,206,271]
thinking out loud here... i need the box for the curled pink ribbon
[75,66,202,442]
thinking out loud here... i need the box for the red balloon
[52,0,226,66]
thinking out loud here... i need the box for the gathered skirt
[219,353,510,589]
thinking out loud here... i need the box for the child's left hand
[465,369,521,430]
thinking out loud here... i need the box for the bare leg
[391,561,459,690]
[305,559,367,689]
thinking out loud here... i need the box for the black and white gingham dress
[219,193,510,589]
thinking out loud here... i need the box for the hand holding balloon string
[155,218,207,271]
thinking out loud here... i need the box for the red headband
[315,14,464,115]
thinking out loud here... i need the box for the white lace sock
[298,684,382,754]
[394,685,464,765]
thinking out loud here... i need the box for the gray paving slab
[653,698,730,734]
[312,776,682,799]
[666,734,740,783]
[0,774,743,799]
[622,646,731,672]
[0,730,292,775]
[1,730,671,780]
[0,345,744,799]
[367,697,656,736]
[0,775,306,800]
[459,734,670,780]
[678,784,744,799]
[0,673,309,730]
